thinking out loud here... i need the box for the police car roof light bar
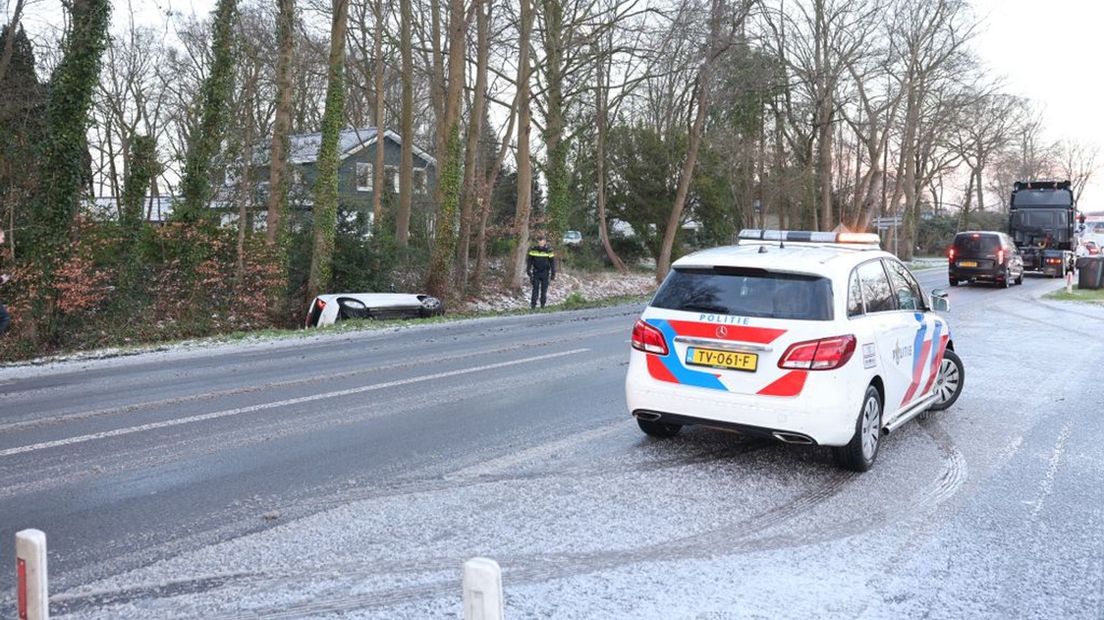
[738,229,880,246]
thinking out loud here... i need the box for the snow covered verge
[458,269,656,313]
[0,267,656,376]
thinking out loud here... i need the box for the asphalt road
[0,266,1102,618]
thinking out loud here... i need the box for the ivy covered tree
[27,0,110,342]
[120,135,160,234]
[306,0,350,301]
[176,0,238,224]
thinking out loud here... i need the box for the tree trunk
[595,34,625,272]
[455,0,489,292]
[237,71,257,278]
[265,0,294,247]
[306,0,349,302]
[0,0,26,84]
[372,0,386,231]
[960,171,974,229]
[424,0,467,299]
[657,0,724,283]
[396,0,413,246]
[507,0,534,288]
[975,164,985,215]
[540,0,568,243]
[473,88,518,292]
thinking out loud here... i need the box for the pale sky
[972,0,1104,211]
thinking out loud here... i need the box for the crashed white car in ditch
[305,293,444,327]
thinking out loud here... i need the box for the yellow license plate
[958,260,977,267]
[686,347,758,372]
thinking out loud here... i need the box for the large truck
[1008,180,1077,277]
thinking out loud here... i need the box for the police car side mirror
[930,289,950,312]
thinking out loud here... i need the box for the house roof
[285,127,436,167]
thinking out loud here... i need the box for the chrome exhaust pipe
[634,411,662,422]
[772,431,814,445]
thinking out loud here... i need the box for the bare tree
[886,0,974,259]
[657,0,753,282]
[1057,140,1099,204]
[396,0,414,246]
[265,0,296,246]
[508,0,535,288]
[455,0,490,291]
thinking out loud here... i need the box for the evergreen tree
[0,25,47,252]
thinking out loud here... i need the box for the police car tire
[637,418,682,439]
[832,385,881,473]
[928,349,964,412]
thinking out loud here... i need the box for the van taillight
[779,335,856,370]
[631,320,669,356]
[949,247,955,260]
[998,249,1005,264]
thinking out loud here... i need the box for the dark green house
[253,127,437,228]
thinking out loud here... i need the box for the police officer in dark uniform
[526,235,556,309]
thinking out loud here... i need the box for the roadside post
[463,557,504,620]
[15,529,48,620]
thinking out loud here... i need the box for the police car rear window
[651,267,834,320]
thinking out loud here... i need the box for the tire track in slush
[230,428,970,619]
[53,418,969,618]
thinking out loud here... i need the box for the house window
[356,162,373,192]
[413,168,427,194]
[384,165,398,192]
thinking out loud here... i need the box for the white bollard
[15,529,49,620]
[1066,270,1074,294]
[462,557,504,620]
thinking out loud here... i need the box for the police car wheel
[637,418,682,439]
[833,385,881,472]
[928,349,964,411]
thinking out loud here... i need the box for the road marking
[0,349,589,458]
[0,332,619,434]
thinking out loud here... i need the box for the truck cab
[1009,180,1076,277]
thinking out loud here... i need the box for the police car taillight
[631,320,669,356]
[779,335,856,370]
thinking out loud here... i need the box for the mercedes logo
[716,325,728,339]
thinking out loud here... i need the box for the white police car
[625,230,964,471]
